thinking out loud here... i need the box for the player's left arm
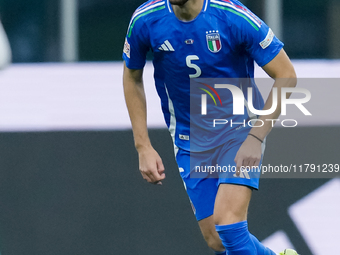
[235,48,297,171]
[253,48,297,138]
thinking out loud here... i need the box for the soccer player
[0,19,11,69]
[123,0,298,254]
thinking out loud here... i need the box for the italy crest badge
[206,31,222,53]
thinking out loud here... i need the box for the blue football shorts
[175,128,266,221]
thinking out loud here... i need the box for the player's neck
[172,0,204,22]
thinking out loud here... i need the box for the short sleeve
[231,5,284,67]
[122,16,150,70]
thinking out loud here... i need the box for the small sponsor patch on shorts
[123,38,130,58]
[260,28,274,49]
[179,134,189,140]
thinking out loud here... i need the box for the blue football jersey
[123,0,284,152]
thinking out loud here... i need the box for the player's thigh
[214,183,252,225]
[212,138,257,225]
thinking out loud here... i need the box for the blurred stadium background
[0,0,339,254]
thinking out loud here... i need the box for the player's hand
[234,136,262,176]
[137,145,166,185]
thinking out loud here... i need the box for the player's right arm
[123,63,166,185]
[123,6,165,184]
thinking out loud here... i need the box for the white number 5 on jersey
[186,55,201,78]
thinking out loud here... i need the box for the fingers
[140,171,153,183]
[141,167,164,184]
[235,156,260,169]
[235,153,261,176]
[254,158,261,168]
[139,152,166,185]
[235,156,243,177]
[157,159,166,178]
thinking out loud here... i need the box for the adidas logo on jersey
[158,40,175,52]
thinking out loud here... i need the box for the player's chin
[169,0,189,6]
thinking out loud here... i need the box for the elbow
[287,65,297,80]
[285,68,297,88]
[276,67,297,88]
[289,68,297,88]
